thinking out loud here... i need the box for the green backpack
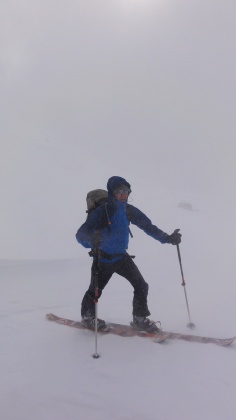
[86,189,108,213]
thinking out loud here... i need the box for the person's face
[113,186,130,202]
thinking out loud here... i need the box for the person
[76,176,181,333]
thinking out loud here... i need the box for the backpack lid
[86,189,108,211]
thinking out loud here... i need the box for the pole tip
[92,354,101,359]
[187,322,196,329]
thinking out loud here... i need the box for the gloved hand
[167,229,182,245]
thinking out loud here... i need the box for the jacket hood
[107,176,131,195]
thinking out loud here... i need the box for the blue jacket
[76,176,170,262]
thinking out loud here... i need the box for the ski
[46,313,236,347]
[46,313,167,342]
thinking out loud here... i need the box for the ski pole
[176,242,195,329]
[92,249,100,359]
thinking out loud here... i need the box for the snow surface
[1,248,236,420]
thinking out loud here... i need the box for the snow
[2,0,236,418]
[1,249,236,420]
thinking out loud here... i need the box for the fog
[1,0,236,259]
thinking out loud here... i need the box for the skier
[76,176,181,333]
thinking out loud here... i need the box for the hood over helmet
[107,176,131,196]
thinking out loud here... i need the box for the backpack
[85,189,133,237]
[86,189,108,213]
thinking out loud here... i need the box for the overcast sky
[1,0,236,259]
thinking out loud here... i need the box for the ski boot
[130,316,162,334]
[81,316,109,332]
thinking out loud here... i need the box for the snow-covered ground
[1,225,236,420]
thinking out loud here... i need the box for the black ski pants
[81,254,151,318]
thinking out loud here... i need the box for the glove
[167,229,182,245]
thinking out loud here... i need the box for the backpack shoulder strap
[96,202,111,230]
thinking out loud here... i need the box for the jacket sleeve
[75,207,103,248]
[128,205,170,244]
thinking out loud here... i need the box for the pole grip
[94,286,99,303]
